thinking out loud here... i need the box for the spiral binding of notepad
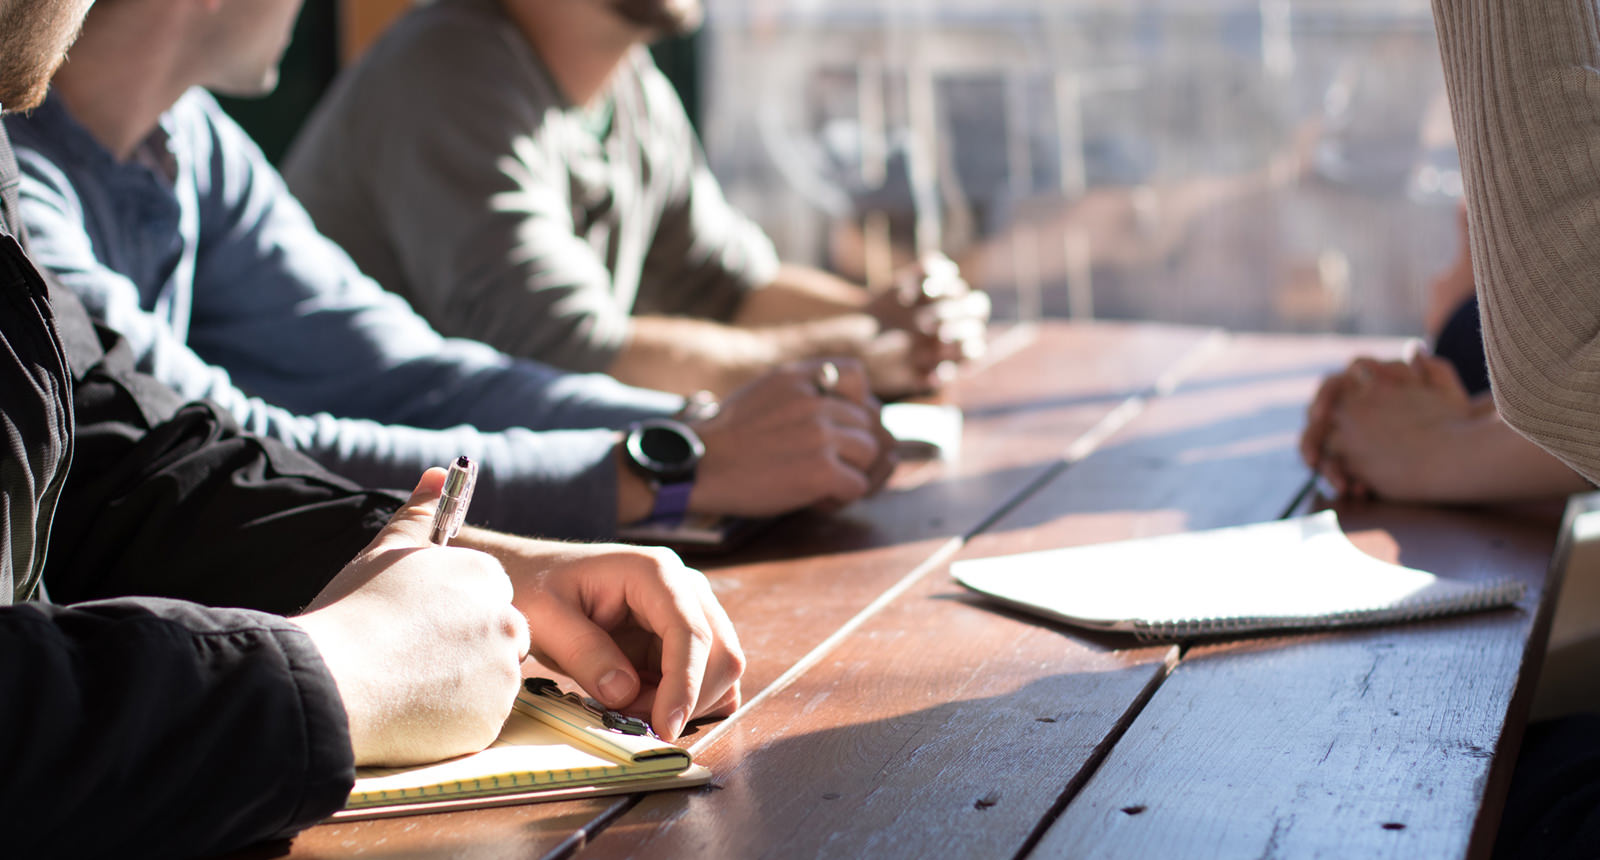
[1128,577,1527,642]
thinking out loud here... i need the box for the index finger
[1301,374,1346,466]
[629,572,717,741]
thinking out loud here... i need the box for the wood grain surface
[1018,341,1563,860]
[575,332,1417,859]
[232,324,1561,860]
[257,321,1213,857]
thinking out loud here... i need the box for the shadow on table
[691,397,1311,570]
[226,803,616,860]
[604,671,1168,860]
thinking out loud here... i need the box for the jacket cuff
[270,622,356,835]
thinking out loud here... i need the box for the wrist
[1422,417,1494,501]
[699,329,781,394]
[289,611,378,765]
[615,440,657,524]
[617,420,704,524]
[771,314,879,362]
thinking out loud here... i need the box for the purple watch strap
[649,480,695,523]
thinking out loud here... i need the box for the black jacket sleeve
[0,127,370,858]
[42,278,404,615]
[0,598,355,860]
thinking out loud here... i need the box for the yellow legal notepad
[332,679,710,820]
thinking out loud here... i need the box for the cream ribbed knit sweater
[1434,0,1600,484]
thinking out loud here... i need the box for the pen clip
[430,456,477,545]
[523,677,656,737]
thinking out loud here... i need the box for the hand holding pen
[291,464,527,765]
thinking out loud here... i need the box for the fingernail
[598,669,631,705]
[664,707,688,740]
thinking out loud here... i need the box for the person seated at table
[0,4,743,856]
[281,0,991,401]
[1426,1,1600,857]
[1299,205,1590,504]
[6,0,896,544]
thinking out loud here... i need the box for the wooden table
[251,321,1563,860]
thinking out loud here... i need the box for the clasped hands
[864,254,991,398]
[1299,349,1485,501]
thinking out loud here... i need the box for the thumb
[526,600,642,713]
[1417,354,1466,393]
[368,467,449,552]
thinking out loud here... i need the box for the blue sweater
[6,89,683,539]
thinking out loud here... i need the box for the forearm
[608,314,877,397]
[1426,410,1592,502]
[731,263,871,326]
[1433,0,1600,483]
[453,524,637,573]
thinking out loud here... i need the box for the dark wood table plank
[225,800,622,860]
[692,321,1220,704]
[255,326,1554,860]
[1032,502,1561,860]
[1006,331,1565,860]
[574,329,1390,860]
[263,321,1216,858]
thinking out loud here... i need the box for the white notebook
[881,402,963,460]
[952,511,1525,640]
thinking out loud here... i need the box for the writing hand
[292,469,529,766]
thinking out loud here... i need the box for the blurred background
[240,0,1460,336]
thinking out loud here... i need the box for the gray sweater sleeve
[1432,0,1600,484]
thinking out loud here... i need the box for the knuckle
[808,469,847,500]
[683,566,711,591]
[494,650,523,690]
[496,606,528,645]
[798,422,830,451]
[451,547,506,577]
[642,544,683,567]
[630,544,684,577]
[722,642,749,679]
[684,621,715,655]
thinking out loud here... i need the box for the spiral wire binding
[1129,577,1527,643]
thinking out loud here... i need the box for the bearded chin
[608,0,703,38]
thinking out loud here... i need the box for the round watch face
[627,419,704,481]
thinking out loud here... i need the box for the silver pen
[429,456,478,546]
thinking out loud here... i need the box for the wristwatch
[623,418,705,522]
